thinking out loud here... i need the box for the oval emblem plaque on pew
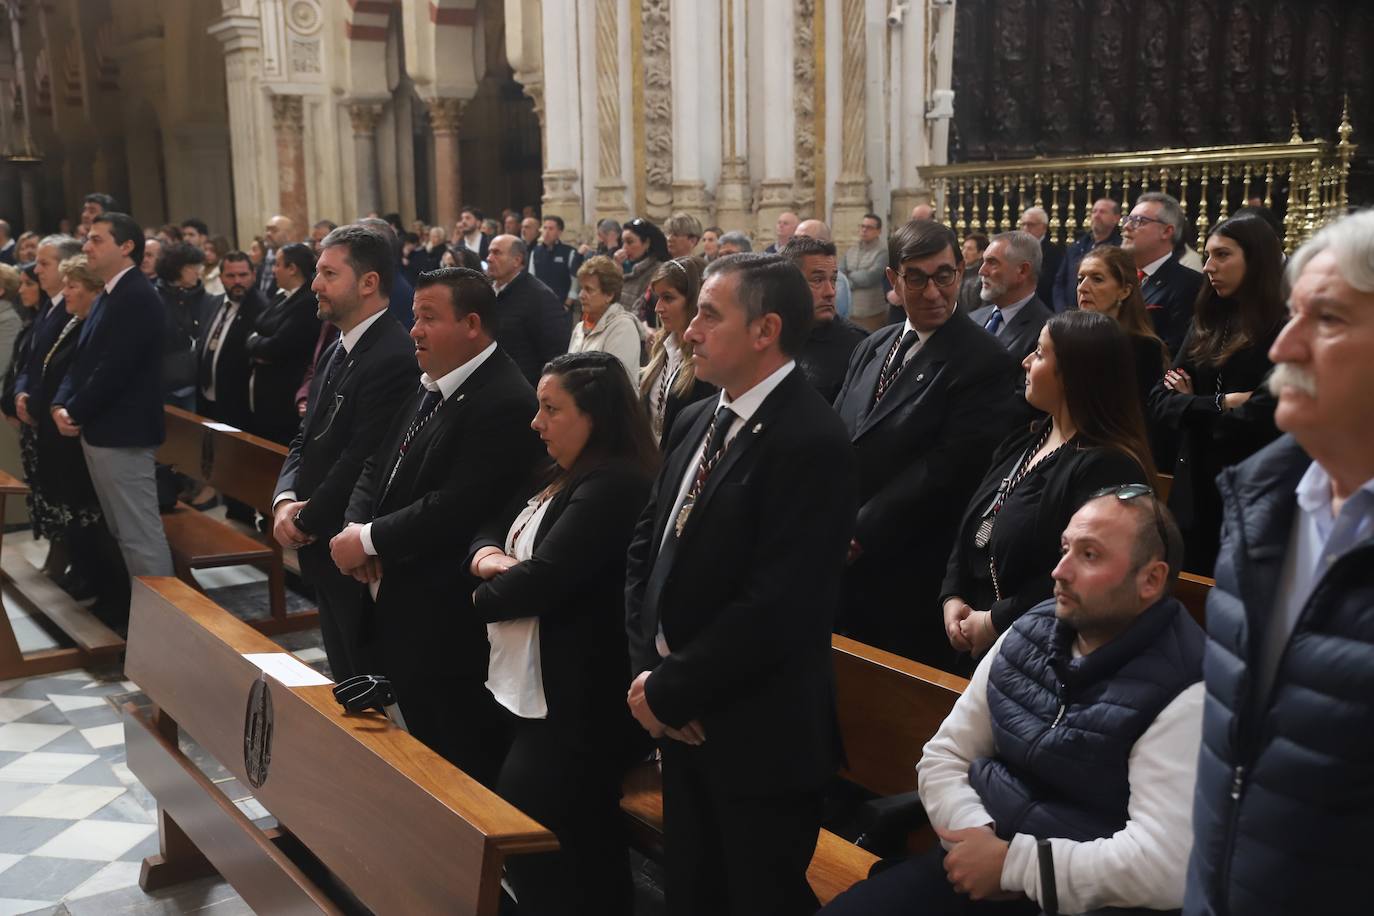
[244,676,274,788]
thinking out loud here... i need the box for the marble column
[209,14,267,247]
[592,0,629,223]
[426,97,464,231]
[829,0,871,248]
[271,94,309,232]
[756,0,795,246]
[348,102,383,218]
[714,0,751,233]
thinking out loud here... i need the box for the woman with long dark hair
[468,351,658,916]
[617,217,671,326]
[1148,214,1285,574]
[941,310,1154,660]
[639,256,715,445]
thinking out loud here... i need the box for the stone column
[348,102,383,218]
[592,0,629,223]
[756,0,795,246]
[714,0,751,233]
[19,169,40,233]
[830,0,871,248]
[209,14,267,247]
[426,97,464,231]
[640,0,673,222]
[271,94,309,232]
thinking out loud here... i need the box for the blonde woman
[569,256,642,382]
[638,257,715,445]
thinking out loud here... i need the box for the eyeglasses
[896,266,960,290]
[1120,215,1168,230]
[1089,483,1173,568]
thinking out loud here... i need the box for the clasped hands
[326,521,382,584]
[1163,369,1254,410]
[50,406,80,437]
[627,671,705,746]
[943,597,997,656]
[935,825,1015,901]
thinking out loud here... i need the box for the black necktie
[873,330,918,405]
[381,388,444,501]
[320,342,347,395]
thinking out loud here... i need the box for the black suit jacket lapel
[652,404,714,550]
[844,327,897,431]
[857,316,964,435]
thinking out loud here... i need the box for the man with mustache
[822,488,1203,915]
[1184,210,1374,916]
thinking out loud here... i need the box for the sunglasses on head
[1089,483,1174,569]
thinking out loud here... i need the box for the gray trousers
[80,439,174,578]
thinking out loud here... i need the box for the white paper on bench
[242,653,333,687]
[204,421,241,432]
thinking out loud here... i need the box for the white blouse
[484,493,554,719]
[647,335,684,445]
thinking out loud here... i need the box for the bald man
[765,211,800,254]
[258,214,298,297]
[910,204,935,222]
[793,220,853,320]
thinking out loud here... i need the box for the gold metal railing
[919,103,1357,255]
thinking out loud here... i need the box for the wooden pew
[1177,572,1215,629]
[0,468,124,678]
[157,406,316,635]
[619,636,970,904]
[123,577,558,915]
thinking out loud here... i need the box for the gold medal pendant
[674,499,694,537]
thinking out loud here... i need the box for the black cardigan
[940,422,1149,634]
[1147,320,1282,574]
[469,461,652,750]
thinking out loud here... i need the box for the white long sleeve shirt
[916,631,1204,914]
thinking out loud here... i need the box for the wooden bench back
[831,636,968,797]
[160,407,287,516]
[1176,572,1214,629]
[125,578,556,915]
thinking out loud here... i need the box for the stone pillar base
[670,180,713,228]
[831,177,872,252]
[594,178,631,229]
[714,158,753,235]
[890,187,936,230]
[756,179,796,249]
[542,168,585,243]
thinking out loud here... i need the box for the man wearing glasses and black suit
[271,225,416,682]
[833,220,1022,668]
[1122,192,1203,356]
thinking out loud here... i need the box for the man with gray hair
[1018,206,1063,307]
[970,230,1053,365]
[1185,210,1374,916]
[14,235,84,427]
[1122,192,1202,354]
[485,234,568,385]
[717,231,752,257]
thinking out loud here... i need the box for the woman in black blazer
[639,256,715,446]
[941,311,1154,663]
[1148,215,1284,575]
[469,351,658,916]
[38,258,127,622]
[246,242,320,444]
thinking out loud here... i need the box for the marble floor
[0,535,669,915]
[0,536,289,915]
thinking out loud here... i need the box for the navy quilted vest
[971,597,1204,842]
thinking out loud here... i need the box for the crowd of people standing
[0,186,1371,916]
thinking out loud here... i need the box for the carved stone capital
[426,97,465,134]
[270,93,304,134]
[347,102,383,136]
[670,180,713,225]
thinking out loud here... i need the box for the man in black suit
[196,251,260,431]
[14,235,82,429]
[331,267,544,783]
[1122,192,1203,355]
[784,235,867,403]
[51,212,174,585]
[272,225,417,683]
[454,206,492,263]
[485,234,570,386]
[832,220,1022,667]
[626,254,858,916]
[969,231,1054,365]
